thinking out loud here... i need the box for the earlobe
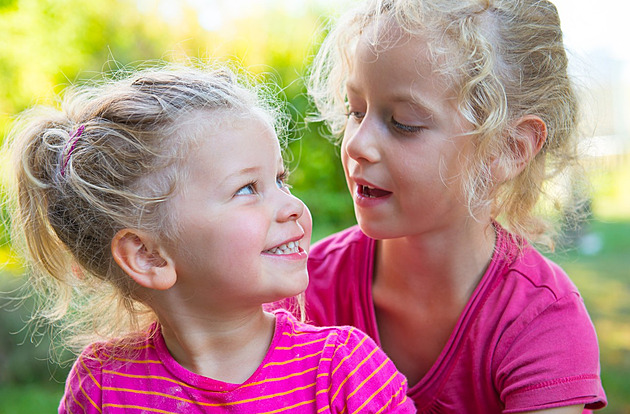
[111,229,177,290]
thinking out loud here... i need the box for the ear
[493,115,547,182]
[111,229,177,290]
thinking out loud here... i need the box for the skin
[112,111,312,383]
[341,25,582,414]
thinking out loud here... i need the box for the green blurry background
[0,0,628,412]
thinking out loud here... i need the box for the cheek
[297,206,313,253]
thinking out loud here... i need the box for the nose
[342,116,381,164]
[276,189,305,223]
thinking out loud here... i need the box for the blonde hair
[309,0,581,246]
[5,63,285,354]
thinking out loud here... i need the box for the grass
[0,383,64,414]
[549,219,630,414]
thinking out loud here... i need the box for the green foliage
[0,276,71,387]
[0,383,65,413]
[549,219,630,414]
[1,1,628,413]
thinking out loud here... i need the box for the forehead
[189,110,281,162]
[349,25,457,107]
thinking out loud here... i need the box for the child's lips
[262,240,301,255]
[358,184,392,198]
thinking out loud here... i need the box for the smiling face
[163,110,311,313]
[342,27,480,240]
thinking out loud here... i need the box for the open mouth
[263,241,300,255]
[358,184,392,198]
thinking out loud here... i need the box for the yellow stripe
[374,380,407,414]
[275,336,327,350]
[102,354,162,364]
[343,328,355,346]
[242,366,318,388]
[257,399,316,414]
[281,329,317,337]
[375,389,409,414]
[263,350,324,367]
[339,358,388,413]
[102,404,177,414]
[317,404,331,413]
[102,370,229,394]
[346,358,387,400]
[331,334,368,377]
[75,362,102,413]
[69,387,85,412]
[330,346,380,406]
[316,388,330,396]
[80,358,102,390]
[350,370,399,414]
[374,396,393,414]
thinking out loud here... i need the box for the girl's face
[164,112,311,313]
[342,29,478,240]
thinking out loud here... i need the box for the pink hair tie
[61,125,85,177]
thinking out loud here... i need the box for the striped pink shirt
[59,309,415,413]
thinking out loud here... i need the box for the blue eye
[276,172,291,190]
[235,182,256,196]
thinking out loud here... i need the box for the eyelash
[347,111,424,135]
[235,181,258,196]
[392,119,425,134]
[235,172,290,196]
[277,171,291,189]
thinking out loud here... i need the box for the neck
[154,305,276,384]
[376,218,496,303]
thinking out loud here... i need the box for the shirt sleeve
[318,326,416,414]
[495,293,607,412]
[58,346,103,414]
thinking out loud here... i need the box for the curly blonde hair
[5,63,285,354]
[308,0,582,246]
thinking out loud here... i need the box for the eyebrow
[346,82,438,117]
[219,166,262,186]
[219,157,285,186]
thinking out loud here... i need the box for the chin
[357,218,399,240]
[273,273,309,301]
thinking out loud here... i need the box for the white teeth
[265,240,300,255]
[361,185,375,198]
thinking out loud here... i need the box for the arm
[520,405,584,414]
[496,293,606,412]
[58,348,103,414]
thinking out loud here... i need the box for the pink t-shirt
[59,309,415,413]
[305,225,607,413]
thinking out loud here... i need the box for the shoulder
[494,225,580,301]
[59,343,108,413]
[486,230,606,411]
[488,230,594,346]
[271,311,415,412]
[273,309,379,356]
[317,322,414,412]
[273,308,354,340]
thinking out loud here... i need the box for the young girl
[6,64,415,413]
[304,0,607,412]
